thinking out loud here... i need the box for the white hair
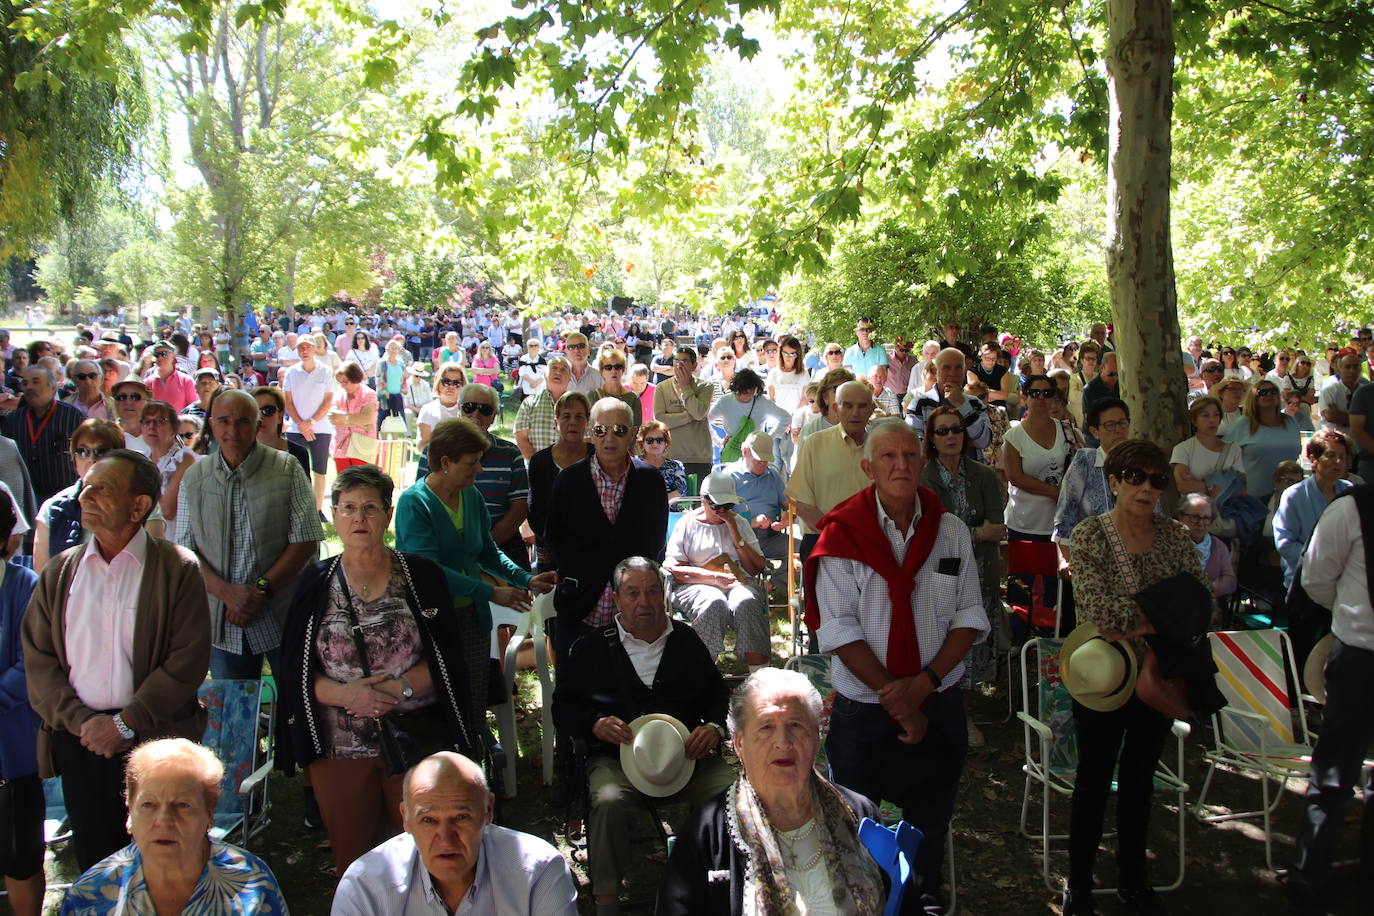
[727,668,822,738]
[863,417,918,461]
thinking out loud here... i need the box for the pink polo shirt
[143,369,197,412]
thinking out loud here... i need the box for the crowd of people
[0,304,1369,915]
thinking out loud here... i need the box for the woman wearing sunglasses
[1062,440,1209,915]
[589,345,642,425]
[254,385,312,479]
[1004,375,1073,547]
[636,420,685,500]
[416,362,469,476]
[1221,379,1302,503]
[32,419,124,570]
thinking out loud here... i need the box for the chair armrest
[238,760,273,795]
[1016,711,1052,763]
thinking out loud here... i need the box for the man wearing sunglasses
[843,317,889,378]
[561,332,599,394]
[544,398,666,660]
[460,384,530,568]
[66,359,114,421]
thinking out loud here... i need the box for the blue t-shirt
[381,360,405,395]
[1223,415,1301,500]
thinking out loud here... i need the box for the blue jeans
[826,687,967,896]
[210,645,282,681]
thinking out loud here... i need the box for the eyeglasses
[763,348,778,355]
[1097,419,1130,433]
[930,425,964,437]
[643,436,667,445]
[335,502,386,518]
[439,378,463,388]
[1256,388,1279,397]
[72,372,98,381]
[856,326,873,333]
[1178,512,1213,523]
[591,423,630,438]
[1298,361,1312,366]
[141,417,170,427]
[72,446,111,460]
[258,404,280,417]
[461,402,496,417]
[114,393,145,402]
[1026,388,1055,399]
[1118,467,1170,490]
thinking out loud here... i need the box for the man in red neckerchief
[805,417,988,916]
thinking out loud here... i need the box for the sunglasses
[461,402,496,417]
[1257,388,1279,397]
[258,404,281,417]
[72,446,111,460]
[1118,467,1170,490]
[114,393,145,402]
[930,425,964,437]
[439,378,463,388]
[601,364,626,372]
[1202,366,1222,374]
[704,497,737,512]
[566,342,588,350]
[643,436,667,445]
[1026,388,1056,399]
[72,372,98,381]
[591,423,630,438]
[826,350,842,356]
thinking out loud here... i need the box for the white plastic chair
[488,592,557,798]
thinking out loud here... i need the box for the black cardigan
[274,551,477,776]
[655,782,883,915]
[552,622,728,758]
[543,455,668,624]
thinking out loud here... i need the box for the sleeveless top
[972,363,1008,400]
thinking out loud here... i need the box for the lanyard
[25,403,56,448]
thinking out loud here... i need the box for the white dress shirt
[815,495,989,702]
[64,528,148,710]
[615,615,674,687]
[1302,495,1374,651]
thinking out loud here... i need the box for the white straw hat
[620,714,695,797]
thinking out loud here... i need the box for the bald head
[590,396,633,427]
[403,752,489,812]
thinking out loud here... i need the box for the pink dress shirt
[64,528,148,711]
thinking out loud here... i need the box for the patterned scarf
[935,456,973,526]
[729,770,885,916]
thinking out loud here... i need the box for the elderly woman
[415,361,468,476]
[658,668,886,915]
[62,739,286,913]
[708,368,791,465]
[140,400,197,522]
[1176,493,1237,623]
[376,339,408,423]
[329,362,379,472]
[278,465,479,876]
[589,344,643,425]
[177,414,207,456]
[33,419,124,570]
[1274,428,1354,591]
[395,419,555,728]
[527,391,593,570]
[1223,378,1302,503]
[1064,440,1211,915]
[253,385,311,478]
[920,404,1005,745]
[1056,397,1133,559]
[0,497,42,915]
[637,420,686,500]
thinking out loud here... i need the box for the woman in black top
[969,341,1010,405]
[525,390,593,570]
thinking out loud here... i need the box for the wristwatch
[111,713,136,741]
[397,675,414,700]
[254,576,271,596]
[706,722,726,741]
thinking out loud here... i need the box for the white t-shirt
[282,362,336,435]
[277,345,300,367]
[1003,421,1071,535]
[1169,436,1244,482]
[518,362,547,396]
[417,399,464,434]
[124,433,151,456]
[1318,379,1366,431]
[766,367,810,413]
[666,509,761,568]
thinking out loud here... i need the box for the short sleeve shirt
[282,362,336,435]
[475,435,529,521]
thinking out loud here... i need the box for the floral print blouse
[61,841,288,914]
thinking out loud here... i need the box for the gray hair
[590,396,633,426]
[628,362,651,380]
[70,359,98,376]
[330,464,396,510]
[1176,492,1212,517]
[25,365,56,387]
[611,556,666,592]
[726,668,822,738]
[459,383,498,405]
[863,417,919,461]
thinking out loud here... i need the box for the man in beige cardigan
[23,449,210,871]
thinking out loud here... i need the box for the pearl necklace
[778,818,823,872]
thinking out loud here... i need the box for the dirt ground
[24,644,1370,916]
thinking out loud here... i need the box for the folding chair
[1017,638,1190,893]
[1005,540,1062,722]
[1190,629,1348,870]
[488,592,558,797]
[199,677,276,845]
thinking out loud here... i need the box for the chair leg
[1191,760,1218,818]
[946,832,958,915]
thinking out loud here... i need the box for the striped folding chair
[1192,628,1313,869]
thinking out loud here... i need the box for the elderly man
[66,359,114,420]
[905,347,991,458]
[544,397,667,660]
[249,325,274,376]
[654,345,715,482]
[282,335,335,510]
[1080,351,1121,446]
[553,557,736,913]
[562,331,599,393]
[173,389,323,679]
[665,471,770,670]
[110,378,152,454]
[807,418,988,915]
[277,331,301,371]
[462,382,530,566]
[513,354,572,461]
[141,340,196,413]
[786,380,875,570]
[22,450,210,871]
[1318,351,1367,434]
[726,430,789,591]
[0,366,85,505]
[333,752,577,915]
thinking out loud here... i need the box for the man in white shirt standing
[1318,351,1367,434]
[1286,487,1374,915]
[333,752,577,916]
[282,336,335,510]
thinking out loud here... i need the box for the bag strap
[332,558,375,680]
[1100,513,1141,595]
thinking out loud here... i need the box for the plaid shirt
[514,389,558,453]
[586,454,629,625]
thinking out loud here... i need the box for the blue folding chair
[199,678,276,845]
[860,817,923,916]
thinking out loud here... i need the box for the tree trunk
[1104,0,1189,456]
[283,248,297,323]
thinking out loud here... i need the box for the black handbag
[0,777,16,868]
[334,555,462,776]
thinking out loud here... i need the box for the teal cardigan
[394,478,533,634]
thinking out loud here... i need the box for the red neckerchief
[25,400,56,447]
[803,484,945,678]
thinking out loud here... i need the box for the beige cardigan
[22,535,210,777]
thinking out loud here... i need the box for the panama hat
[1303,634,1334,704]
[407,361,432,377]
[620,714,695,798]
[742,430,774,463]
[1059,623,1139,712]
